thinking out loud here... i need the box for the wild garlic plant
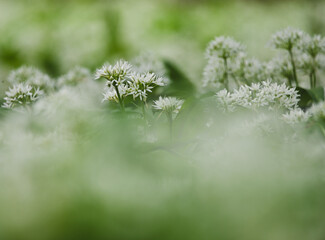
[297,35,325,88]
[96,60,165,112]
[204,36,245,90]
[153,96,184,139]
[270,27,304,87]
[204,37,271,90]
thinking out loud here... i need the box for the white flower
[7,66,54,91]
[269,56,294,84]
[216,80,299,112]
[308,101,325,120]
[203,57,226,88]
[206,36,244,59]
[153,96,184,114]
[102,84,128,103]
[298,34,325,58]
[232,57,269,84]
[270,27,304,50]
[282,108,310,125]
[95,60,133,87]
[132,51,170,85]
[2,83,44,109]
[57,66,91,87]
[216,89,235,112]
[128,73,165,101]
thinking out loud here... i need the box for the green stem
[312,57,317,88]
[223,57,229,90]
[289,49,299,87]
[114,85,125,112]
[309,72,313,89]
[287,77,292,88]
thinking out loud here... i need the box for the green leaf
[162,60,196,98]
[297,87,324,109]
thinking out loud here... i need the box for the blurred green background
[0,0,324,83]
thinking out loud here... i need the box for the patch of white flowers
[204,28,325,90]
[96,60,166,108]
[2,83,44,109]
[216,80,299,112]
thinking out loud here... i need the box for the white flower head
[298,34,325,58]
[128,72,165,101]
[132,51,170,85]
[270,27,304,50]
[206,36,245,59]
[95,60,133,87]
[282,108,311,125]
[153,96,184,115]
[270,56,294,81]
[203,57,226,88]
[7,66,54,91]
[308,101,325,120]
[102,84,128,103]
[2,83,44,109]
[57,66,91,87]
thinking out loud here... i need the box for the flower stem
[223,57,229,90]
[289,49,299,87]
[114,85,125,112]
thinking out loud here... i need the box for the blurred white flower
[298,34,325,58]
[308,101,325,120]
[153,96,184,115]
[206,36,244,59]
[132,51,170,85]
[282,108,310,125]
[7,66,54,91]
[270,27,304,50]
[57,66,91,87]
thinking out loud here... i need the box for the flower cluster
[7,66,54,91]
[153,96,184,116]
[282,108,310,125]
[96,60,165,105]
[307,102,325,121]
[57,66,92,87]
[216,80,299,112]
[270,29,325,88]
[206,36,244,59]
[298,35,325,58]
[203,37,269,90]
[132,51,170,85]
[270,27,304,51]
[2,83,44,109]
